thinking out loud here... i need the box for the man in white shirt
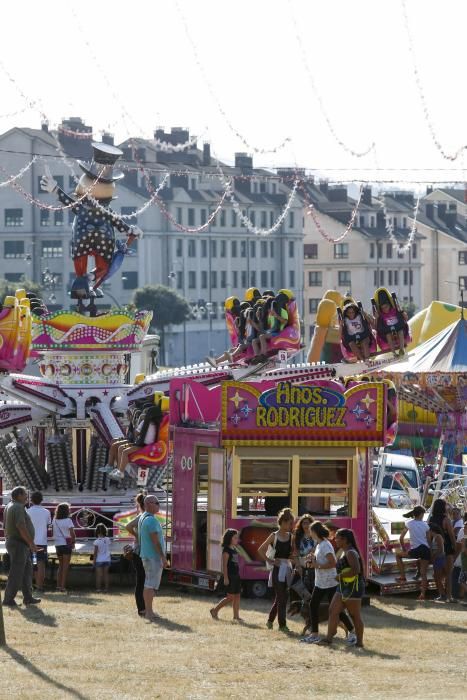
[27,491,51,591]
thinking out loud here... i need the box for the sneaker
[278,625,290,633]
[346,632,358,645]
[266,621,273,629]
[24,597,41,605]
[98,465,114,474]
[434,596,447,603]
[300,634,320,644]
[109,468,124,481]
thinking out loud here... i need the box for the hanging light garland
[380,193,421,254]
[87,173,170,220]
[287,0,374,159]
[0,156,38,188]
[174,0,291,156]
[302,183,363,243]
[57,124,93,140]
[401,0,466,162]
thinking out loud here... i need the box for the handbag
[122,544,135,561]
[265,533,278,571]
[55,520,73,548]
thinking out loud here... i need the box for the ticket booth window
[236,458,291,516]
[298,459,350,517]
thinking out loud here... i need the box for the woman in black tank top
[429,499,456,601]
[258,507,295,632]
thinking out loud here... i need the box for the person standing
[93,524,111,593]
[451,508,464,600]
[53,503,75,592]
[125,493,146,616]
[429,499,456,602]
[27,491,51,592]
[138,495,168,621]
[3,486,41,607]
[258,507,295,632]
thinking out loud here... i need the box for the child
[93,524,111,593]
[395,506,430,600]
[375,296,408,357]
[210,529,242,621]
[340,303,371,361]
[428,522,446,602]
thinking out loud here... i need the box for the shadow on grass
[149,615,193,633]
[368,603,466,635]
[2,646,89,700]
[45,592,100,606]
[17,606,57,628]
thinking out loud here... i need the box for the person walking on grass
[138,494,168,621]
[93,524,111,593]
[3,486,41,607]
[53,503,75,593]
[395,506,430,600]
[27,491,51,593]
[125,492,146,617]
[258,507,295,632]
[300,521,356,645]
[318,528,365,648]
[210,529,242,621]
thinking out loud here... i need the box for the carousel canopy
[380,317,467,413]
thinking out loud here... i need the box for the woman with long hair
[429,499,456,602]
[53,502,75,592]
[301,522,355,645]
[289,514,316,616]
[258,507,295,632]
[125,492,146,616]
[318,528,365,648]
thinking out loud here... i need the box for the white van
[372,452,421,506]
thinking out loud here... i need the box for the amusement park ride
[0,143,465,597]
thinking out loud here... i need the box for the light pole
[168,260,187,365]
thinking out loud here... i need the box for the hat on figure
[78,142,124,183]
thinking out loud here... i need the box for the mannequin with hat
[41,142,142,312]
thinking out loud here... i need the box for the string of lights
[0,156,38,188]
[302,184,363,243]
[287,0,375,159]
[382,193,421,254]
[401,0,466,162]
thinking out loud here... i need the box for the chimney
[319,181,328,195]
[102,132,114,146]
[234,152,253,172]
[203,142,211,166]
[426,186,433,195]
[328,186,348,202]
[41,121,49,133]
[362,186,372,206]
[425,203,434,219]
[57,117,92,159]
[154,128,165,141]
[170,127,190,145]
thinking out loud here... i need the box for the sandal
[210,608,219,620]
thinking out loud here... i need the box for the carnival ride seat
[337,300,377,363]
[129,413,170,469]
[372,287,412,352]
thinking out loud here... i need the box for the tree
[0,278,42,300]
[132,284,190,365]
[401,301,417,320]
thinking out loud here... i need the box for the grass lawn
[0,586,466,699]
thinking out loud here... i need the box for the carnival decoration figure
[41,142,142,313]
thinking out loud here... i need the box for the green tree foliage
[132,284,190,331]
[0,278,42,300]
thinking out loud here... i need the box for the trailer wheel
[246,580,268,599]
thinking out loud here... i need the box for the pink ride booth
[167,375,391,596]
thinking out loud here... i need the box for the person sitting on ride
[374,291,408,357]
[206,297,244,367]
[340,302,371,361]
[99,407,140,475]
[108,403,165,481]
[253,291,290,358]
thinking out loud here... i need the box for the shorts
[95,560,111,568]
[433,556,446,571]
[142,557,163,590]
[55,545,73,556]
[339,578,365,600]
[408,545,431,562]
[458,570,467,585]
[34,547,48,563]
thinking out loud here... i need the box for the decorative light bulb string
[301,183,363,243]
[380,193,421,254]
[0,156,38,188]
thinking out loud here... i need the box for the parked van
[372,452,421,506]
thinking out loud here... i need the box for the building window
[177,271,183,289]
[54,211,64,226]
[459,276,467,289]
[289,270,295,288]
[201,209,207,225]
[4,240,24,258]
[380,270,384,285]
[188,239,196,257]
[398,250,404,259]
[4,272,23,283]
[122,271,138,289]
[260,182,266,194]
[261,241,268,257]
[220,210,226,227]
[40,210,50,227]
[176,239,183,257]
[190,178,196,190]
[338,271,351,287]
[252,182,258,194]
[188,208,195,226]
[220,240,226,258]
[240,241,247,257]
[270,241,275,258]
[231,210,237,227]
[388,270,393,285]
[370,243,375,259]
[250,240,256,258]
[221,271,227,289]
[121,206,137,225]
[309,298,320,314]
[210,239,217,257]
[232,270,238,288]
[370,216,375,228]
[5,208,23,227]
[403,217,407,228]
[304,244,318,259]
[211,271,217,288]
[403,270,408,286]
[359,215,365,228]
[241,270,247,287]
[386,243,393,259]
[270,270,275,288]
[261,270,268,287]
[261,211,267,228]
[176,207,183,224]
[250,270,256,286]
[188,271,196,289]
[377,243,383,258]
[201,270,208,289]
[41,240,63,258]
[271,183,277,194]
[393,217,398,229]
[288,211,295,228]
[201,239,207,257]
[374,270,378,286]
[394,270,399,285]
[410,270,413,285]
[231,240,237,258]
[308,271,322,286]
[459,251,467,265]
[334,243,348,259]
[249,211,256,227]
[412,243,417,259]
[269,211,274,227]
[289,241,295,258]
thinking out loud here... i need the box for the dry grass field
[0,585,466,700]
